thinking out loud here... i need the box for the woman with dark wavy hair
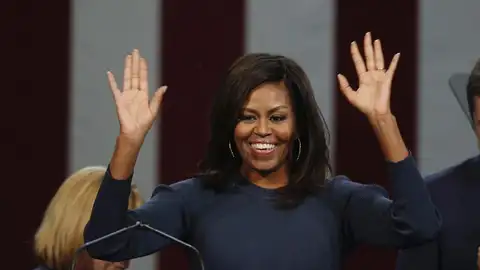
[84,32,440,270]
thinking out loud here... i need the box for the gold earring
[296,138,302,161]
[229,142,235,158]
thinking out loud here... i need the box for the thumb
[337,74,356,104]
[149,86,167,116]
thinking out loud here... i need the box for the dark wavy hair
[198,53,331,208]
[467,59,480,120]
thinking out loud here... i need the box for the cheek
[276,128,294,142]
[234,123,253,141]
[273,122,295,143]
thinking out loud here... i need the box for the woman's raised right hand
[107,49,167,145]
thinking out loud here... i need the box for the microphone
[71,221,205,270]
[449,72,474,129]
[141,223,205,270]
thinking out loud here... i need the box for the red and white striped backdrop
[6,0,479,269]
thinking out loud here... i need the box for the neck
[240,164,289,189]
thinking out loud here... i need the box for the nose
[254,119,271,136]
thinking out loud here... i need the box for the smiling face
[234,82,295,175]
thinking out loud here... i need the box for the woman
[84,32,441,270]
[34,166,143,270]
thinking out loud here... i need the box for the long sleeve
[396,240,439,270]
[332,155,441,249]
[84,167,190,261]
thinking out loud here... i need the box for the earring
[296,138,302,161]
[228,142,235,158]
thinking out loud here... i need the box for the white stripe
[245,0,337,169]
[417,0,480,175]
[69,1,160,269]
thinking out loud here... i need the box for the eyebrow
[243,105,289,114]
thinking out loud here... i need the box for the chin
[250,160,282,173]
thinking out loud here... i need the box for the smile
[249,143,277,154]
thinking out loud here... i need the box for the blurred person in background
[84,32,440,270]
[396,59,480,270]
[33,166,143,270]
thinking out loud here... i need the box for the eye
[270,115,287,122]
[239,114,256,122]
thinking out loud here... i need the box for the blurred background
[4,0,479,269]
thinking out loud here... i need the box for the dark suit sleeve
[396,240,439,270]
[335,155,441,248]
[84,166,189,261]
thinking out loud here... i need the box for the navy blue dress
[84,155,441,270]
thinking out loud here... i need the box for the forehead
[244,82,291,108]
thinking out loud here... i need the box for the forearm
[85,167,181,261]
[84,169,133,258]
[369,113,409,162]
[371,115,441,244]
[110,135,143,180]
[347,156,441,248]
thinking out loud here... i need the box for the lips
[249,142,277,155]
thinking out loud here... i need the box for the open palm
[107,49,167,142]
[337,32,400,118]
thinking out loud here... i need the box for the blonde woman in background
[33,166,143,270]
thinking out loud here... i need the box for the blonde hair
[34,166,143,270]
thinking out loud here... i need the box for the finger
[374,39,385,70]
[140,58,148,92]
[385,53,401,79]
[123,55,132,91]
[337,74,356,104]
[149,86,168,116]
[364,32,375,71]
[350,41,367,76]
[131,49,140,90]
[107,71,121,98]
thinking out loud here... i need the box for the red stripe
[159,1,245,269]
[3,0,70,269]
[333,2,419,270]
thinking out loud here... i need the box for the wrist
[367,112,396,128]
[109,135,143,180]
[367,113,409,162]
[116,134,144,150]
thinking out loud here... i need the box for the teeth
[251,143,276,150]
